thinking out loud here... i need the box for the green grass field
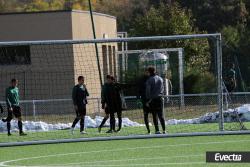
[0,134,250,167]
[1,121,249,143]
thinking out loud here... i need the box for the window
[112,46,116,77]
[0,45,31,65]
[102,45,108,78]
[108,45,113,75]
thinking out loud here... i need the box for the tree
[63,0,89,10]
[48,0,64,10]
[178,0,248,33]
[130,2,213,93]
[24,0,49,11]
[95,0,149,31]
[131,3,210,73]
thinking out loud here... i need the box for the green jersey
[6,86,20,108]
[227,68,236,80]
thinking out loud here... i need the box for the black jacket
[101,83,122,113]
[72,84,89,106]
[137,75,149,102]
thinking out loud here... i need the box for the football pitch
[0,134,250,167]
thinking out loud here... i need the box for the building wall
[0,45,75,100]
[71,11,118,98]
[0,10,118,115]
[0,11,73,41]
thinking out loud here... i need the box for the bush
[184,71,216,94]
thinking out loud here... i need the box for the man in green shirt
[2,79,26,136]
[225,63,237,92]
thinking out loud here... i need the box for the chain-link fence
[1,92,249,132]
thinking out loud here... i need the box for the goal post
[1,33,249,147]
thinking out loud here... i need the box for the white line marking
[0,139,249,167]
[55,154,203,166]
[60,162,205,167]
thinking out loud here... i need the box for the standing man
[146,67,166,134]
[101,75,122,133]
[98,75,112,133]
[70,76,89,134]
[137,70,151,134]
[2,79,26,136]
[225,63,237,92]
[113,77,123,132]
[0,104,3,114]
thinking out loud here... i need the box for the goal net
[0,34,249,146]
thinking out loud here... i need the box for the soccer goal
[0,34,249,147]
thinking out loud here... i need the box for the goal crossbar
[0,33,221,46]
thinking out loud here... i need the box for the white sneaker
[80,131,87,134]
[70,127,74,135]
[163,131,167,134]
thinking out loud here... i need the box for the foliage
[184,71,216,94]
[95,0,149,31]
[178,0,248,32]
[0,0,250,92]
[130,2,211,93]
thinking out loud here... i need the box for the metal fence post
[32,100,36,121]
[97,98,101,114]
[178,48,185,108]
[216,35,224,131]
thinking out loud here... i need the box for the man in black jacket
[0,104,3,114]
[146,67,166,134]
[101,75,122,133]
[137,70,151,134]
[98,75,112,133]
[70,76,89,134]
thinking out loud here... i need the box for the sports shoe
[7,133,12,136]
[147,131,151,135]
[19,132,27,136]
[70,127,74,135]
[80,131,87,134]
[155,131,161,134]
[106,129,113,133]
[163,131,167,134]
[2,118,6,122]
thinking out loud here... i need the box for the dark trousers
[4,106,23,134]
[109,110,122,131]
[149,98,166,132]
[99,108,109,128]
[143,102,150,133]
[72,105,86,132]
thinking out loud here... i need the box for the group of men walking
[1,66,167,136]
[70,66,166,135]
[5,64,238,136]
[70,74,123,134]
[99,75,122,133]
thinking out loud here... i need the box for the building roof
[0,10,116,20]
